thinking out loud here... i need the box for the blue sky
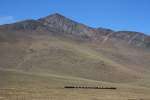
[0,0,150,35]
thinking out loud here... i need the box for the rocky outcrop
[112,31,150,48]
[38,13,95,37]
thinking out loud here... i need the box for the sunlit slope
[1,32,149,85]
[0,69,105,89]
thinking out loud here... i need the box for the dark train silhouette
[64,86,116,89]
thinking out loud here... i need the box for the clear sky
[0,0,150,35]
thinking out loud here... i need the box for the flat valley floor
[0,70,150,100]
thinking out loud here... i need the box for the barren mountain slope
[0,13,150,87]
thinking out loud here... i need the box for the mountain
[0,13,150,88]
[1,13,150,99]
[1,13,150,48]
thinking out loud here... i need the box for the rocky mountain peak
[0,13,150,48]
[39,13,94,37]
[48,13,65,18]
[41,13,66,21]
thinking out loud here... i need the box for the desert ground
[0,68,150,100]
